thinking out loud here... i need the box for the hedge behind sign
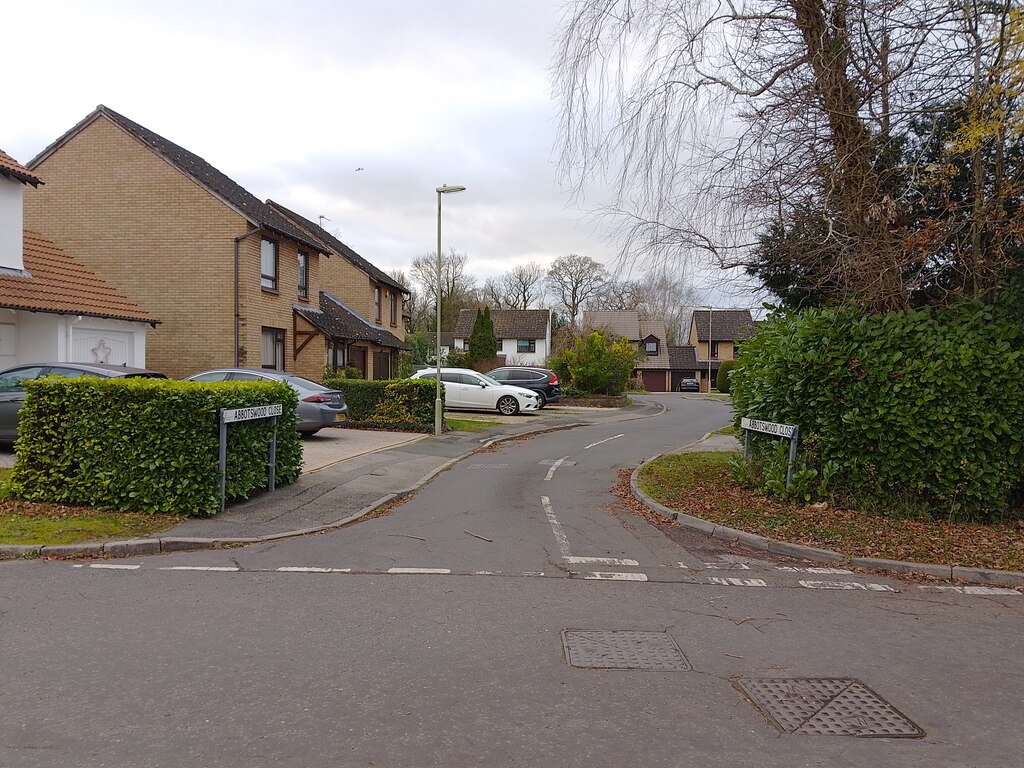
[10,377,302,516]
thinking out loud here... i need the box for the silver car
[187,368,348,435]
[0,362,168,441]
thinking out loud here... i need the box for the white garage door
[72,329,133,366]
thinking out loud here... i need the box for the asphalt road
[3,394,1023,768]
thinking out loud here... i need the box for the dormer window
[645,339,659,356]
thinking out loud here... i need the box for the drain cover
[561,630,691,671]
[736,678,924,738]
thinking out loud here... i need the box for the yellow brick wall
[319,251,406,343]
[24,113,329,379]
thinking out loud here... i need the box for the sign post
[740,417,800,489]
[218,403,283,513]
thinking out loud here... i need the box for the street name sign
[221,404,283,423]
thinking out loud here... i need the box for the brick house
[23,105,405,380]
[688,309,758,391]
[452,308,552,366]
[0,149,156,367]
[581,310,671,391]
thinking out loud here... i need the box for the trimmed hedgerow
[730,301,1024,521]
[10,377,302,516]
[324,377,438,430]
[716,359,738,394]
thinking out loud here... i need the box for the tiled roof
[668,346,698,369]
[294,291,408,350]
[29,106,325,253]
[454,308,550,338]
[426,332,455,348]
[692,309,757,342]
[0,149,42,187]
[582,310,640,339]
[1,231,158,324]
[267,201,407,294]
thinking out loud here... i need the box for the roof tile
[0,149,42,187]
[454,309,550,338]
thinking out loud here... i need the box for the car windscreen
[285,375,330,391]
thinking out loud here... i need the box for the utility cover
[561,630,691,671]
[736,678,924,737]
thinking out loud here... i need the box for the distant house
[24,104,404,380]
[667,345,700,391]
[453,309,551,366]
[0,149,156,368]
[688,309,758,391]
[425,332,455,362]
[581,310,671,391]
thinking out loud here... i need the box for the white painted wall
[0,177,24,272]
[0,311,148,369]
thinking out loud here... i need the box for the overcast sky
[5,0,761,309]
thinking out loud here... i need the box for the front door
[350,347,367,378]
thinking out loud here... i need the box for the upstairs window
[260,239,278,291]
[710,341,720,358]
[389,293,398,326]
[645,340,659,356]
[297,252,309,299]
[374,287,382,323]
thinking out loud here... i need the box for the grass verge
[446,418,503,432]
[638,451,1024,572]
[0,501,181,546]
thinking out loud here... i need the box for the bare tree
[554,1,1024,311]
[482,277,508,309]
[503,263,547,309]
[410,249,478,331]
[590,269,701,343]
[546,253,608,326]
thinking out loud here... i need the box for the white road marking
[277,567,352,573]
[704,562,751,570]
[88,563,140,570]
[777,566,854,574]
[544,456,570,481]
[522,571,546,576]
[565,556,639,566]
[387,567,451,575]
[707,577,768,587]
[676,562,690,569]
[584,434,624,450]
[921,585,1021,596]
[160,566,239,572]
[584,572,648,581]
[541,495,572,559]
[799,580,897,592]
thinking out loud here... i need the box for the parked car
[410,367,540,415]
[186,368,347,435]
[677,377,700,392]
[486,366,562,407]
[0,362,167,441]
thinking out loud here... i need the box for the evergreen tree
[467,308,498,366]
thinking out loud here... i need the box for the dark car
[486,366,562,407]
[0,362,167,440]
[187,368,347,435]
[677,377,700,392]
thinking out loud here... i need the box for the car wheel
[497,395,520,416]
[536,391,547,408]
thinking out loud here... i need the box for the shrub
[562,329,640,395]
[444,348,469,368]
[716,359,738,393]
[730,301,1024,520]
[10,377,301,516]
[323,377,437,430]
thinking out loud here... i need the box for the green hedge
[730,302,1024,520]
[716,359,738,393]
[10,377,302,516]
[324,377,438,430]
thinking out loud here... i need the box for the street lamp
[707,305,713,393]
[435,184,466,435]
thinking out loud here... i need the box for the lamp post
[435,184,466,435]
[707,306,713,393]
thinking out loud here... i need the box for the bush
[562,330,640,395]
[717,359,738,393]
[444,348,469,368]
[10,377,302,516]
[730,301,1024,520]
[323,377,437,430]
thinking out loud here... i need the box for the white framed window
[261,327,285,370]
[297,252,309,299]
[260,238,278,291]
[645,340,658,355]
[517,339,536,353]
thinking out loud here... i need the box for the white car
[411,367,540,415]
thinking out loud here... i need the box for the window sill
[297,296,310,303]
[261,288,280,296]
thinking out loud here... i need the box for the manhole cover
[736,678,924,738]
[561,630,691,671]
